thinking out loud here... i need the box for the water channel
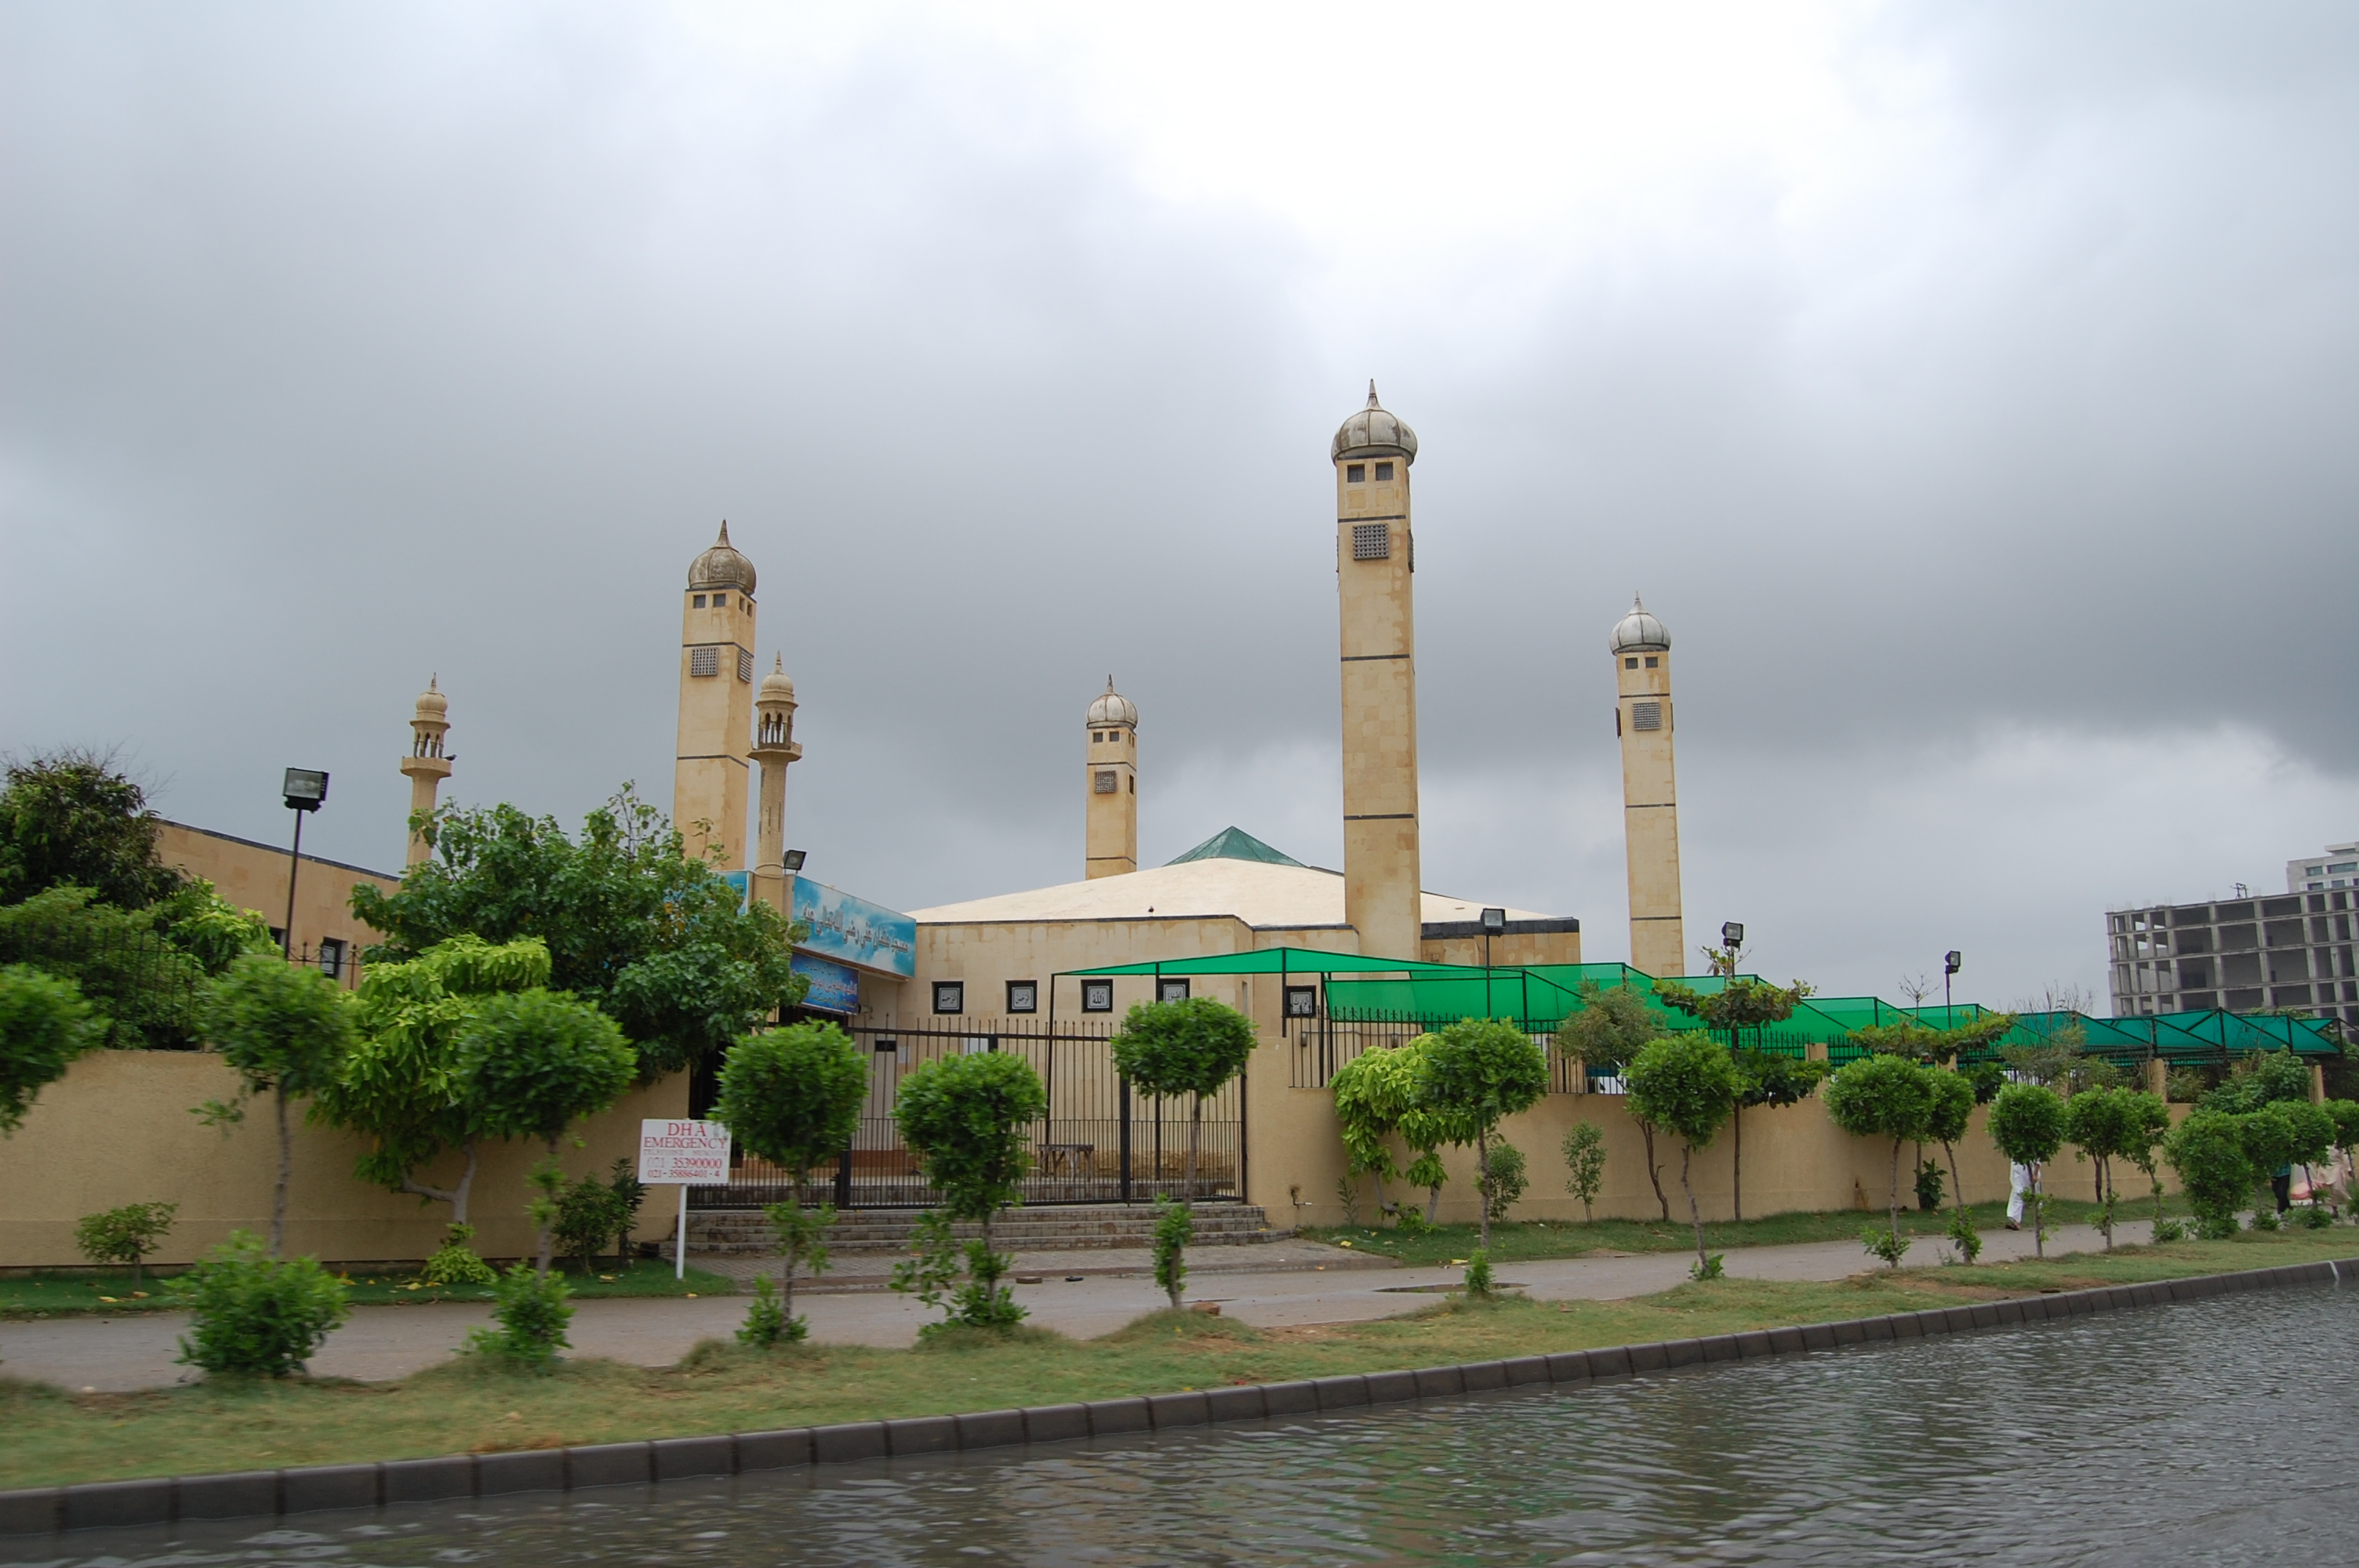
[12,1284,2350,1566]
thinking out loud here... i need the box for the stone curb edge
[5,1257,2348,1537]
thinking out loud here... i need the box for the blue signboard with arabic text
[791,877,918,978]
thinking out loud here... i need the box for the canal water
[13,1284,2350,1566]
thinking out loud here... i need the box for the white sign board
[638,1119,732,1185]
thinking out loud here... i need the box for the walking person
[2007,1161,2034,1230]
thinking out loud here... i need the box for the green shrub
[2295,1200,2335,1230]
[462,1262,573,1370]
[173,1231,350,1377]
[891,1051,1047,1333]
[1561,1121,1607,1222]
[2151,1217,2190,1243]
[553,1174,629,1275]
[1914,1158,1946,1212]
[419,1223,498,1287]
[1478,1141,1528,1223]
[1151,1196,1191,1311]
[0,961,100,1132]
[73,1200,176,1289]
[1945,1204,1983,1264]
[2165,1109,2255,1236]
[2249,1204,2281,1232]
[1689,1251,1725,1281]
[1859,1224,1910,1268]
[1463,1247,1496,1297]
[736,1274,802,1348]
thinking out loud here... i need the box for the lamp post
[279,768,329,959]
[1481,907,1506,1018]
[1719,921,1744,977]
[1944,949,1962,1014]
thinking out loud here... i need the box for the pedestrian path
[0,1221,2139,1393]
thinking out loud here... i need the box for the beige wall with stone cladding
[0,1051,687,1270]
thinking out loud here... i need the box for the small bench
[1038,1143,1096,1176]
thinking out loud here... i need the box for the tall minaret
[749,656,802,917]
[1612,595,1685,976]
[1084,678,1139,879]
[1332,383,1423,960]
[398,677,452,867]
[673,524,758,869]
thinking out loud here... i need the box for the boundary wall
[0,1051,688,1270]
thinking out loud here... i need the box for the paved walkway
[0,1222,2141,1393]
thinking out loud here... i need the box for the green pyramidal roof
[1165,826,1307,868]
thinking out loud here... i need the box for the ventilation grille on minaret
[1632,702,1663,731]
[689,646,718,677]
[1352,523,1390,561]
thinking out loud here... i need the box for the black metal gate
[695,1018,1245,1208]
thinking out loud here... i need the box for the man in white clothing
[2007,1162,2034,1229]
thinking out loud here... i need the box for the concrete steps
[686,1202,1283,1256]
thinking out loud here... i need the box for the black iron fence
[0,907,207,1048]
[693,1018,1245,1209]
[1291,1011,1579,1091]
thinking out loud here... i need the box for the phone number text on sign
[638,1119,732,1184]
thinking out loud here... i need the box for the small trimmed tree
[2166,1109,2256,1237]
[1110,996,1257,1200]
[1825,1054,1939,1265]
[1987,1083,2068,1258]
[712,1021,867,1330]
[2063,1087,2171,1247]
[1331,1045,1409,1215]
[0,963,98,1134]
[198,953,356,1256]
[75,1200,177,1290]
[1623,1035,1742,1274]
[456,988,637,1276]
[1558,982,1674,1221]
[1419,1018,1549,1250]
[1561,1121,1607,1223]
[1921,1069,1979,1261]
[890,1050,1048,1330]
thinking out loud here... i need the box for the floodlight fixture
[1481,907,1507,935]
[1944,950,1962,975]
[1721,921,1744,948]
[783,849,808,873]
[278,767,329,960]
[282,768,329,811]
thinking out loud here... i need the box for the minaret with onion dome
[1612,595,1685,976]
[674,522,758,869]
[1332,383,1423,960]
[1084,677,1140,879]
[398,677,453,866]
[750,655,803,916]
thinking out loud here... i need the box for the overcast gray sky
[5,2,2354,1006]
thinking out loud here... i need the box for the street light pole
[1944,949,1963,1014]
[1481,908,1506,1019]
[279,769,330,959]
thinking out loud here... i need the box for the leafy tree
[889,1051,1048,1330]
[1825,1054,1939,1265]
[1987,1083,2068,1257]
[1478,1140,1528,1223]
[1623,1034,1742,1274]
[603,1156,649,1269]
[1111,998,1257,1201]
[1561,1120,1607,1223]
[1654,975,1814,1054]
[1727,1047,1827,1221]
[0,962,99,1134]
[1419,1018,1549,1250]
[553,1174,631,1276]
[2000,1021,2120,1096]
[310,934,554,1225]
[74,1200,177,1290]
[351,786,804,1080]
[1921,1069,1979,1260]
[198,953,355,1256]
[1331,1038,1473,1225]
[712,1021,868,1194]
[2203,1049,2315,1115]
[1558,982,1676,1220]
[2063,1087,2172,1247]
[0,750,183,911]
[456,988,637,1275]
[0,887,218,1049]
[2165,1109,2257,1237]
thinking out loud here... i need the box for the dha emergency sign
[638,1120,731,1185]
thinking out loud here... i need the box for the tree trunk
[1188,1097,1201,1203]
[271,1084,292,1258]
[1680,1144,1707,1271]
[1639,1121,1670,1221]
[1886,1137,1904,1260]
[2030,1163,2045,1259]
[1731,1107,1744,1224]
[1943,1138,1968,1245]
[1426,1178,1442,1226]
[536,1135,558,1279]
[1476,1129,1492,1252]
[398,1139,480,1225]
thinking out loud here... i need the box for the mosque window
[738,649,754,682]
[1158,978,1190,1003]
[932,982,965,1015]
[1347,463,1365,482]
[1006,980,1038,1014]
[1631,701,1663,731]
[1625,657,1637,669]
[1081,980,1114,1013]
[1352,523,1390,560]
[1645,656,1658,669]
[1284,985,1319,1018]
[1095,770,1118,793]
[1374,461,1394,481]
[689,646,719,677]
[692,594,707,608]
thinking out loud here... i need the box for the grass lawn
[0,1229,2349,1490]
[1299,1196,2195,1269]
[0,1258,736,1319]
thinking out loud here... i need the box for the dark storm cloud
[2,3,2354,1002]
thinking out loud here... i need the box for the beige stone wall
[1616,647,1684,976]
[1083,722,1138,880]
[674,586,754,870]
[156,822,397,975]
[1420,929,1584,969]
[0,1051,689,1269]
[1245,1063,2184,1227]
[1337,456,1421,960]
